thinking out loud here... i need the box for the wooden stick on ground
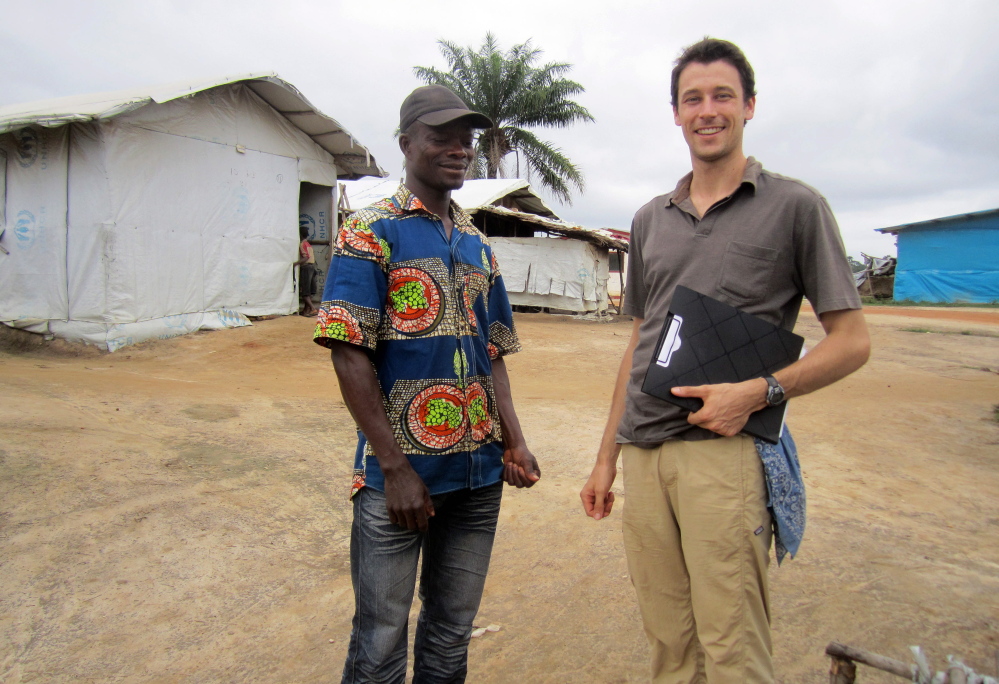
[825,642,916,680]
[829,655,857,684]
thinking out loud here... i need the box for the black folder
[641,285,804,444]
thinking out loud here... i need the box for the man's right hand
[581,317,639,522]
[383,465,435,532]
[580,460,617,521]
[329,342,436,533]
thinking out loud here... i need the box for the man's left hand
[502,444,541,488]
[671,378,768,437]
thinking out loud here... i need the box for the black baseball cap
[400,85,493,133]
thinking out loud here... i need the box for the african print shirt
[313,185,521,498]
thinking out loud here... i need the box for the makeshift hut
[0,73,384,350]
[876,208,999,303]
[854,254,896,299]
[339,178,629,314]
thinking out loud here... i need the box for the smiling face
[673,60,756,166]
[400,119,476,197]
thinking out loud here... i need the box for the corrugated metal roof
[876,207,999,234]
[338,178,400,210]
[337,178,627,250]
[474,205,629,251]
[452,179,559,218]
[338,177,560,218]
[0,72,386,179]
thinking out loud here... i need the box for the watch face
[768,384,785,406]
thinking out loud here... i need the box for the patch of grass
[994,404,999,423]
[960,365,999,374]
[900,327,998,338]
[862,297,999,308]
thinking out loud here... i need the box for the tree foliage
[414,33,594,204]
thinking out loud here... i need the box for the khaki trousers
[621,436,773,684]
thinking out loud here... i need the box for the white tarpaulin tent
[339,178,627,313]
[0,73,384,350]
[490,236,610,312]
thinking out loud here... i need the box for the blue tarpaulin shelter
[876,208,999,303]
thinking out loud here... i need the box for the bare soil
[1,307,997,683]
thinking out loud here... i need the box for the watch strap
[763,374,785,407]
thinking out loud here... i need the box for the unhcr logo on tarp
[163,313,195,330]
[13,128,46,169]
[14,210,36,249]
[215,309,251,328]
[300,213,316,240]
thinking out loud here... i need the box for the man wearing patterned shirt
[314,84,540,683]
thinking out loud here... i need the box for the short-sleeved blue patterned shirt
[313,185,521,498]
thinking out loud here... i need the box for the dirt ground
[1,306,997,683]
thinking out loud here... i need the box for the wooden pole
[825,642,915,680]
[616,250,625,314]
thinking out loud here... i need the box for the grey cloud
[3,0,997,262]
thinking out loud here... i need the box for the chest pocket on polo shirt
[717,241,780,305]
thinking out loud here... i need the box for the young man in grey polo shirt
[580,38,870,683]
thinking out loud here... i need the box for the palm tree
[413,33,595,204]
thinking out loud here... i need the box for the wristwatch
[763,375,786,407]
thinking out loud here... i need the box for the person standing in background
[296,224,319,317]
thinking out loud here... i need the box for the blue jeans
[341,483,503,684]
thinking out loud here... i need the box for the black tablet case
[641,285,805,444]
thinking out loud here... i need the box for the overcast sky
[3,0,997,259]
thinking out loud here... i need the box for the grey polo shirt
[619,157,862,447]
